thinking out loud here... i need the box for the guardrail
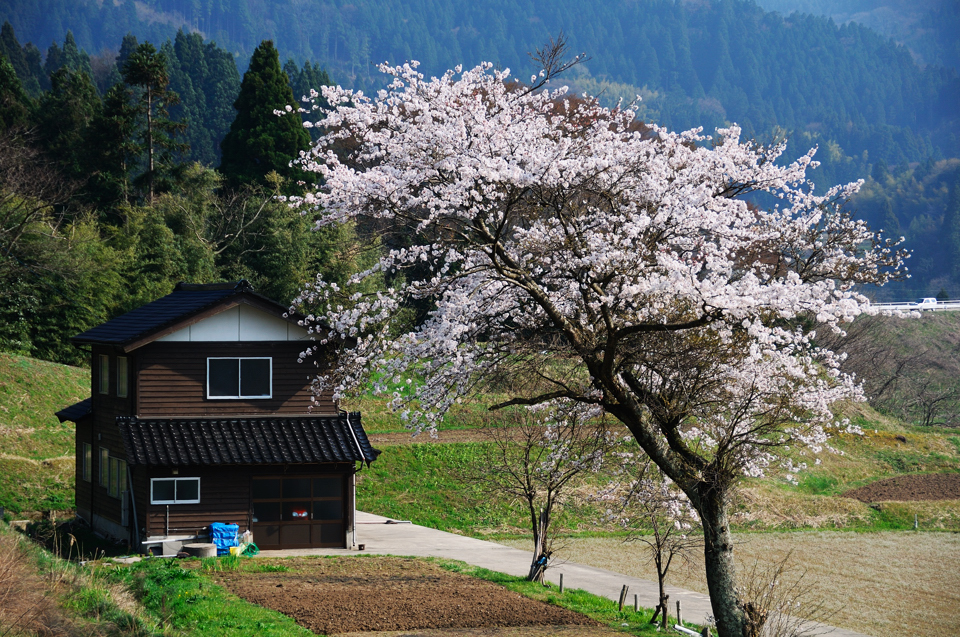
[868,302,960,311]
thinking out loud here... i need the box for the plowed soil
[215,557,612,637]
[841,472,960,502]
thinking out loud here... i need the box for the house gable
[72,280,319,353]
[158,303,309,342]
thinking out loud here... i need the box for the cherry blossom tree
[289,56,905,637]
[464,402,617,583]
[599,460,701,629]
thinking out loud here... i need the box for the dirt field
[842,472,960,502]
[506,531,960,637]
[215,557,621,637]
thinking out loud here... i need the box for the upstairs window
[207,357,272,399]
[117,356,128,398]
[98,355,109,394]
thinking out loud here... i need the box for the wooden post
[634,593,638,612]
[676,599,682,625]
[559,573,564,593]
[618,584,629,611]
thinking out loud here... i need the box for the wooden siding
[74,418,94,515]
[88,346,136,530]
[143,463,353,540]
[136,342,336,417]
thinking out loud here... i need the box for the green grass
[435,559,703,636]
[0,352,88,514]
[111,557,315,637]
[356,442,614,537]
[344,392,502,433]
[357,442,527,533]
[873,449,958,474]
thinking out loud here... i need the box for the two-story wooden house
[55,281,378,554]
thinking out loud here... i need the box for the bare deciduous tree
[465,402,617,583]
[600,459,701,626]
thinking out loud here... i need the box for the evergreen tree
[0,53,32,131]
[22,43,47,94]
[85,83,139,212]
[166,30,241,166]
[121,42,187,202]
[0,23,29,83]
[219,40,309,188]
[36,67,101,180]
[117,33,139,71]
[285,58,333,141]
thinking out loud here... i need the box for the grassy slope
[0,352,88,514]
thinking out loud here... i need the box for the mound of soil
[841,473,960,502]
[216,557,604,636]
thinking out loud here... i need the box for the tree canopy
[291,59,905,637]
[219,40,310,189]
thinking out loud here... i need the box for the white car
[913,297,939,310]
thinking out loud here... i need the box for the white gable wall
[158,304,309,342]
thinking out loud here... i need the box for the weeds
[736,552,837,637]
[115,558,314,636]
[435,559,704,636]
[0,523,158,636]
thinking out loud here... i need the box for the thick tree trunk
[698,485,746,637]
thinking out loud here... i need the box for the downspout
[352,468,357,548]
[127,465,140,553]
[90,421,96,528]
[345,413,365,549]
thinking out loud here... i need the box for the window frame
[116,356,128,398]
[206,357,272,400]
[99,447,109,486]
[81,443,92,482]
[98,354,109,395]
[108,457,119,498]
[150,477,201,505]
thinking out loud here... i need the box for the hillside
[756,0,960,71]
[0,353,87,513]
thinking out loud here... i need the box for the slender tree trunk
[528,507,550,583]
[698,485,746,637]
[146,86,154,203]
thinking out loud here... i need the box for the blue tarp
[210,522,239,556]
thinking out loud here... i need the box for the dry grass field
[501,531,960,637]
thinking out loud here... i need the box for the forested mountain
[0,0,959,358]
[755,0,960,72]
[4,1,957,163]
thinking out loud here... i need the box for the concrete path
[258,512,872,637]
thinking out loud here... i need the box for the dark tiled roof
[117,413,380,467]
[55,398,92,423]
[72,281,291,348]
